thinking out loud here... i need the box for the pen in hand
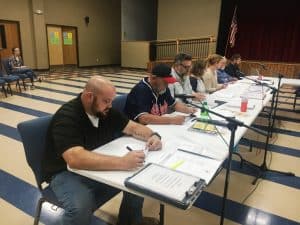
[126,146,133,151]
[126,146,146,163]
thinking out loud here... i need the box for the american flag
[229,6,238,48]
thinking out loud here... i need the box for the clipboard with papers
[125,163,206,209]
[125,146,224,209]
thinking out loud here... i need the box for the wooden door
[47,26,64,65]
[62,27,77,65]
[0,21,21,60]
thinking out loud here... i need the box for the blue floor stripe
[194,191,300,225]
[115,72,146,79]
[0,169,108,225]
[278,95,296,99]
[35,86,79,96]
[240,138,300,158]
[264,106,299,113]
[0,123,21,141]
[0,102,50,117]
[230,159,300,189]
[36,83,125,96]
[83,73,143,81]
[14,92,66,105]
[253,124,300,137]
[59,78,133,90]
[63,76,138,85]
[277,100,300,106]
[259,113,300,123]
[43,80,86,89]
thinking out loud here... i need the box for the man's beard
[153,87,166,95]
[95,110,109,119]
[91,100,110,119]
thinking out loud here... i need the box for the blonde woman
[202,54,227,93]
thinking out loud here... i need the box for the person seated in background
[217,56,238,84]
[202,54,227,93]
[168,53,206,102]
[43,76,162,225]
[125,64,197,125]
[8,47,37,87]
[189,60,206,93]
[224,53,243,79]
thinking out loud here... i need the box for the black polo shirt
[42,94,129,182]
[124,77,176,121]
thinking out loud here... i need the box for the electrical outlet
[96,58,100,63]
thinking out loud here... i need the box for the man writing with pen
[42,76,163,225]
[124,64,197,125]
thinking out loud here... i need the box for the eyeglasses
[180,63,191,70]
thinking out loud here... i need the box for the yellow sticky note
[193,122,216,132]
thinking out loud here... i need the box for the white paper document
[128,164,200,201]
[159,150,222,184]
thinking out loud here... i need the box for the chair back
[17,116,53,188]
[112,94,128,113]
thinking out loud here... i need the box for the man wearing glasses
[169,53,206,102]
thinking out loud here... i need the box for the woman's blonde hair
[205,54,223,66]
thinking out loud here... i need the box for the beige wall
[157,0,221,40]
[0,0,121,69]
[121,41,149,69]
[44,0,121,67]
[0,0,36,68]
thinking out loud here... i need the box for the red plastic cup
[240,97,248,112]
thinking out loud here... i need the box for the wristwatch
[151,132,161,140]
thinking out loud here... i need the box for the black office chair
[18,116,120,225]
